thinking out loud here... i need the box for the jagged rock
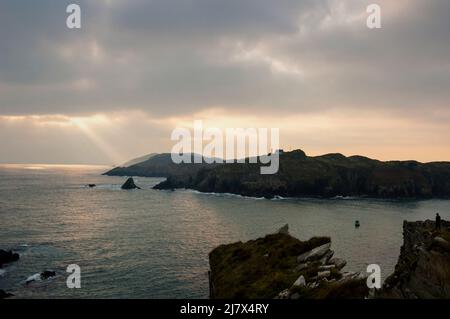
[328,258,347,270]
[320,250,334,264]
[276,224,289,235]
[292,275,306,287]
[121,177,141,190]
[0,289,14,299]
[317,270,331,279]
[40,270,56,280]
[297,243,331,263]
[319,265,336,271]
[276,289,290,299]
[0,249,19,267]
[380,219,450,298]
[295,263,309,272]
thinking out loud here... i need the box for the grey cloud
[0,0,449,119]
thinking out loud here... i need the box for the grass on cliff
[209,233,330,299]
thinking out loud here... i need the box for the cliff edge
[380,219,450,298]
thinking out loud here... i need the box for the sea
[1,164,449,298]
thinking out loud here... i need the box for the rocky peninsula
[208,225,369,299]
[209,220,450,299]
[154,150,450,199]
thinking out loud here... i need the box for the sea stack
[121,177,141,190]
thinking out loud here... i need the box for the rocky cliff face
[153,150,450,199]
[380,220,450,298]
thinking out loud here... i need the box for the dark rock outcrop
[121,177,141,190]
[0,250,19,268]
[208,226,368,299]
[0,290,14,299]
[40,270,56,280]
[380,219,450,298]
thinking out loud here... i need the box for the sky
[0,0,449,165]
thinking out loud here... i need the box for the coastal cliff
[209,220,450,299]
[380,220,450,298]
[151,150,450,199]
[208,225,369,299]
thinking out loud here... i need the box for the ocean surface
[1,164,449,299]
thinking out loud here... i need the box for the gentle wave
[25,273,42,283]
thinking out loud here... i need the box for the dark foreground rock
[0,289,14,299]
[121,177,141,190]
[208,225,368,299]
[0,250,20,268]
[379,219,450,298]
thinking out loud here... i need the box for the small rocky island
[209,220,450,299]
[121,177,141,190]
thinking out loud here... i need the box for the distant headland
[104,150,450,199]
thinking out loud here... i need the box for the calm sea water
[1,164,449,298]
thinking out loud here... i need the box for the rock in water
[0,250,20,267]
[40,270,56,280]
[121,177,141,190]
[276,224,289,235]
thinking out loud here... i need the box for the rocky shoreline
[0,249,20,299]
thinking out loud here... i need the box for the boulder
[0,250,20,267]
[328,258,347,270]
[320,250,334,264]
[295,263,309,272]
[317,270,331,279]
[40,270,56,280]
[276,224,289,235]
[297,243,331,263]
[292,275,306,287]
[319,265,336,271]
[276,289,290,299]
[121,177,141,190]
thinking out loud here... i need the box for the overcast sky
[0,0,449,165]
